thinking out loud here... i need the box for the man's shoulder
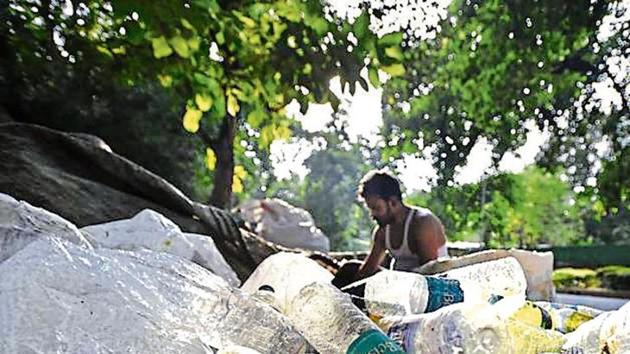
[373,225,386,242]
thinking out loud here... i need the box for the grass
[553,265,630,291]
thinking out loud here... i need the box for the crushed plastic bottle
[286,282,405,354]
[241,252,333,314]
[385,296,566,354]
[562,300,629,354]
[532,301,603,333]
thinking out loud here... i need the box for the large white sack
[417,249,554,301]
[241,252,333,314]
[237,199,330,252]
[81,209,240,286]
[0,192,92,263]
[562,301,630,353]
[0,237,307,354]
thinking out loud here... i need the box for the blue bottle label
[387,321,418,352]
[425,276,464,312]
[346,329,405,354]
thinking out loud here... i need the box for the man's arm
[355,227,387,280]
[413,213,446,266]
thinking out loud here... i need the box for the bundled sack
[82,209,239,286]
[237,198,330,252]
[0,192,92,263]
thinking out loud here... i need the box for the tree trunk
[208,116,236,209]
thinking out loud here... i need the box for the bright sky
[271,0,629,193]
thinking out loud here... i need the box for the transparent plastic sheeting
[562,300,630,353]
[81,209,240,286]
[0,237,308,354]
[0,192,93,263]
[241,252,333,313]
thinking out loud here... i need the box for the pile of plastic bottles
[2,193,627,354]
[238,252,628,354]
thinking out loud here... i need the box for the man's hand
[355,226,387,280]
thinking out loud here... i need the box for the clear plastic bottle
[533,301,603,333]
[241,252,333,314]
[286,282,405,354]
[344,257,527,321]
[435,256,527,300]
[353,270,467,320]
[385,296,566,354]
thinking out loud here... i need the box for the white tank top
[385,207,448,271]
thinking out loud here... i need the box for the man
[332,170,448,288]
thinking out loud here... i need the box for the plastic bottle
[435,256,527,300]
[533,301,603,333]
[385,296,566,354]
[345,258,525,321]
[241,252,333,314]
[286,282,405,354]
[343,270,466,320]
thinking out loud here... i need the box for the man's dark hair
[358,170,402,201]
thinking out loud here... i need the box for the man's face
[364,195,395,227]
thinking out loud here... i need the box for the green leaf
[227,90,240,116]
[368,66,380,87]
[187,36,200,52]
[195,93,213,112]
[353,13,370,40]
[180,18,195,31]
[205,148,216,170]
[215,31,225,45]
[379,32,403,47]
[382,63,405,77]
[96,46,113,58]
[169,35,190,58]
[152,36,173,58]
[182,107,202,133]
[158,74,173,87]
[247,107,266,128]
[306,16,329,36]
[385,46,404,61]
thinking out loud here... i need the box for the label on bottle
[387,321,418,352]
[346,329,405,354]
[425,276,464,312]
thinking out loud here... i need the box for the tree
[264,114,381,250]
[3,0,412,208]
[378,0,627,193]
[407,167,584,248]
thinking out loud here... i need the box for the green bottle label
[346,329,406,354]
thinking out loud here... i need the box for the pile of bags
[1,192,628,353]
